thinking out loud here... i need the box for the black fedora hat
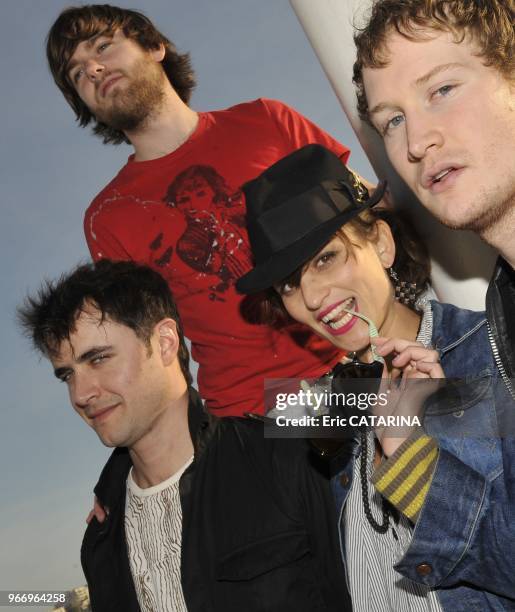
[236,144,386,294]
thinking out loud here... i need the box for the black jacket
[81,389,351,612]
[486,257,515,392]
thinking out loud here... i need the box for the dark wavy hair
[46,4,196,144]
[247,207,431,328]
[353,0,515,127]
[18,259,192,386]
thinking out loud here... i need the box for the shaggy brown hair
[353,0,514,127]
[46,4,196,144]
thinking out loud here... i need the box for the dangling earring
[388,267,417,307]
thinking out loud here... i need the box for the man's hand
[373,337,445,457]
[86,495,108,524]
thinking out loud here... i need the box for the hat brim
[236,181,386,294]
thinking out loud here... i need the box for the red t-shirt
[85,98,350,415]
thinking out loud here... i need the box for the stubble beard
[95,57,166,133]
[436,98,515,246]
[471,188,515,258]
[437,181,515,239]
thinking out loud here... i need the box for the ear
[155,318,180,366]
[373,219,396,269]
[150,43,166,64]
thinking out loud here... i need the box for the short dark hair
[353,0,514,128]
[18,259,192,385]
[46,4,196,144]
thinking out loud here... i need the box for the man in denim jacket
[346,0,515,609]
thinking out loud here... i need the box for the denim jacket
[332,301,515,612]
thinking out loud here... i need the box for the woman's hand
[374,337,445,380]
[86,495,108,525]
[372,337,445,457]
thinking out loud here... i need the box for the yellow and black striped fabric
[371,431,438,522]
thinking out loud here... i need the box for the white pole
[290,0,495,310]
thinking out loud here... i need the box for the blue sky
[0,0,376,601]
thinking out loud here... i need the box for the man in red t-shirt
[46,5,363,415]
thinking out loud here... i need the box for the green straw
[342,308,384,364]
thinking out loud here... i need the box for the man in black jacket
[18,259,350,612]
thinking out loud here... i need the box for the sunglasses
[309,354,384,459]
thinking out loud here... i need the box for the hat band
[248,181,357,260]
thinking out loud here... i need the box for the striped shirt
[345,432,442,612]
[345,303,442,611]
[372,300,439,521]
[125,457,193,612]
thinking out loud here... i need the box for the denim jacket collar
[429,300,487,357]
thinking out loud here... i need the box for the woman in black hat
[236,144,501,612]
[236,143,434,375]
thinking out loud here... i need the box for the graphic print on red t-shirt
[85,99,350,415]
[163,164,252,299]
